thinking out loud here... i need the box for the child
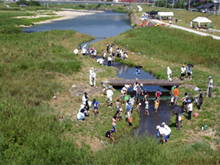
[136,102,141,116]
[93,99,99,117]
[154,99,160,113]
[118,108,123,121]
[129,95,135,113]
[145,100,149,115]
[112,116,117,134]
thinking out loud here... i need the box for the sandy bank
[18,9,104,27]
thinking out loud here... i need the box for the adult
[129,95,135,112]
[77,104,86,120]
[169,20,172,25]
[135,83,142,103]
[105,129,115,141]
[120,87,126,104]
[134,68,140,79]
[126,101,132,125]
[106,86,114,107]
[180,64,186,80]
[89,67,94,86]
[198,89,203,110]
[170,85,176,98]
[115,98,121,114]
[106,43,110,53]
[208,76,213,97]
[156,125,171,144]
[187,100,193,120]
[97,58,104,65]
[186,66,192,80]
[107,55,112,66]
[81,44,87,56]
[93,99,99,117]
[167,66,172,81]
[124,84,131,95]
[173,85,179,105]
[102,50,106,58]
[143,89,149,101]
[161,122,172,135]
[126,45,129,53]
[101,82,108,95]
[92,71,96,87]
[82,92,89,111]
[175,112,182,130]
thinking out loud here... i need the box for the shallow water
[23,10,171,136]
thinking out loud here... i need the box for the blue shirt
[93,101,99,109]
[126,104,131,112]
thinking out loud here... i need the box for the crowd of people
[75,43,215,144]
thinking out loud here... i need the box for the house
[196,3,214,12]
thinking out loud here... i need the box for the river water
[23,10,172,136]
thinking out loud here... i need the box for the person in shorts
[145,99,149,115]
[118,108,123,121]
[136,102,141,116]
[93,99,99,117]
[180,64,186,80]
[154,98,160,113]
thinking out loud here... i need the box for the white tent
[158,12,174,19]
[191,17,212,26]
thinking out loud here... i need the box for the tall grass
[115,27,220,68]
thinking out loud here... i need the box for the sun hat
[209,76,212,79]
[161,122,165,125]
[109,86,112,89]
[139,103,141,105]
[80,104,85,109]
[187,100,191,103]
[156,125,160,129]
[128,102,131,105]
[111,129,115,133]
[119,108,123,111]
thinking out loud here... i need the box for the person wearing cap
[82,92,89,111]
[89,68,94,86]
[180,64,186,80]
[167,66,172,81]
[105,129,115,141]
[208,76,213,97]
[156,125,170,144]
[77,104,86,120]
[136,102,141,116]
[161,122,172,135]
[173,85,179,105]
[187,99,193,120]
[106,86,114,107]
[118,108,123,121]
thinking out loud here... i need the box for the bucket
[194,113,199,117]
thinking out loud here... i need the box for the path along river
[23,10,172,136]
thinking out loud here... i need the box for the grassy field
[1,7,220,164]
[90,26,220,162]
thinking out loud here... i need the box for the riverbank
[16,9,104,27]
[90,27,220,152]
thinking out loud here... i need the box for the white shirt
[163,125,172,134]
[106,89,113,97]
[73,49,78,55]
[145,101,149,109]
[159,127,170,136]
[208,79,213,88]
[187,103,193,111]
[108,56,112,61]
[187,67,192,74]
[89,69,93,77]
[92,72,96,79]
[82,95,87,104]
[167,67,172,75]
[181,66,186,73]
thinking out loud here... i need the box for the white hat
[80,104,85,109]
[161,122,165,125]
[122,87,126,91]
[156,125,160,129]
[119,108,123,111]
[139,103,141,105]
[91,67,94,70]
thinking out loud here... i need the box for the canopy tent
[191,17,212,26]
[158,12,174,19]
[147,10,158,15]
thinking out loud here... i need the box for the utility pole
[172,0,174,8]
[188,0,190,11]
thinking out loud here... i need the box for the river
[23,10,172,136]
